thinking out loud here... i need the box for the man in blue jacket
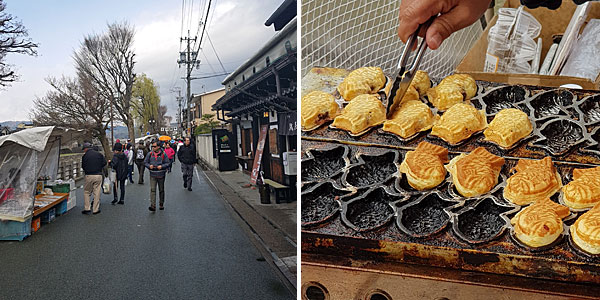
[144,141,171,211]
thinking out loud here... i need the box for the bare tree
[0,0,38,86]
[73,22,136,142]
[30,73,113,158]
[158,105,168,132]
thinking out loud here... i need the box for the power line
[192,0,207,52]
[201,49,216,73]
[206,31,227,74]
[191,0,212,64]
[187,0,194,35]
[205,0,218,34]
[179,0,185,52]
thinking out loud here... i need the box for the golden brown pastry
[511,198,569,248]
[338,67,386,101]
[484,108,532,148]
[426,74,477,111]
[570,203,600,254]
[504,157,562,206]
[446,147,504,197]
[399,142,448,190]
[301,91,339,130]
[562,166,600,210]
[331,94,386,134]
[382,100,436,138]
[430,103,487,145]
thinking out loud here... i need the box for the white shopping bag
[102,177,111,194]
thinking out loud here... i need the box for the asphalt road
[0,162,293,299]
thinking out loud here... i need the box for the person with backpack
[124,144,134,184]
[177,137,197,191]
[144,140,172,211]
[135,140,148,184]
[109,142,128,205]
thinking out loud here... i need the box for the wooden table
[33,193,68,216]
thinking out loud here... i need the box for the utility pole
[176,90,183,137]
[178,30,197,137]
[170,87,183,138]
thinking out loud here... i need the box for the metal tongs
[386,19,434,118]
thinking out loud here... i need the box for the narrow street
[0,163,293,299]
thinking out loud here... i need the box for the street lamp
[149,119,156,134]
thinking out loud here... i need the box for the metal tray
[301,67,600,285]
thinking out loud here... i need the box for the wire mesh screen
[301,0,484,78]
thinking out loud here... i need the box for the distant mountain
[0,121,29,130]
[105,126,129,140]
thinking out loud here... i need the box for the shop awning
[213,52,296,119]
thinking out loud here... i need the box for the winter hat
[113,142,123,152]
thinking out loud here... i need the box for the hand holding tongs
[386,18,435,118]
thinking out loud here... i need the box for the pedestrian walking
[81,142,106,215]
[164,142,175,173]
[135,140,148,184]
[177,137,197,191]
[125,144,135,183]
[109,142,128,205]
[144,140,171,211]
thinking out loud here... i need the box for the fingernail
[430,33,442,49]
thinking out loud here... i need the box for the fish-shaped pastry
[338,67,386,101]
[570,203,600,254]
[562,166,600,210]
[301,91,340,130]
[511,198,569,248]
[331,94,386,135]
[430,103,487,145]
[382,100,436,139]
[484,108,532,148]
[399,142,449,190]
[426,74,477,111]
[446,147,504,197]
[504,157,562,206]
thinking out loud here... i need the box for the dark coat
[144,149,171,178]
[110,152,129,180]
[82,149,106,176]
[177,144,197,165]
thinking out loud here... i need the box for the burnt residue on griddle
[532,118,585,156]
[397,192,459,237]
[459,251,500,267]
[453,197,516,244]
[528,89,575,120]
[345,151,398,188]
[301,181,351,226]
[342,187,397,231]
[480,85,528,115]
[301,146,348,182]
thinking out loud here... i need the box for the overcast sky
[0,0,284,122]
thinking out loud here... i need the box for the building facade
[212,0,297,200]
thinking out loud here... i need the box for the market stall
[0,126,82,240]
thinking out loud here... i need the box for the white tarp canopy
[0,126,84,221]
[0,126,54,152]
